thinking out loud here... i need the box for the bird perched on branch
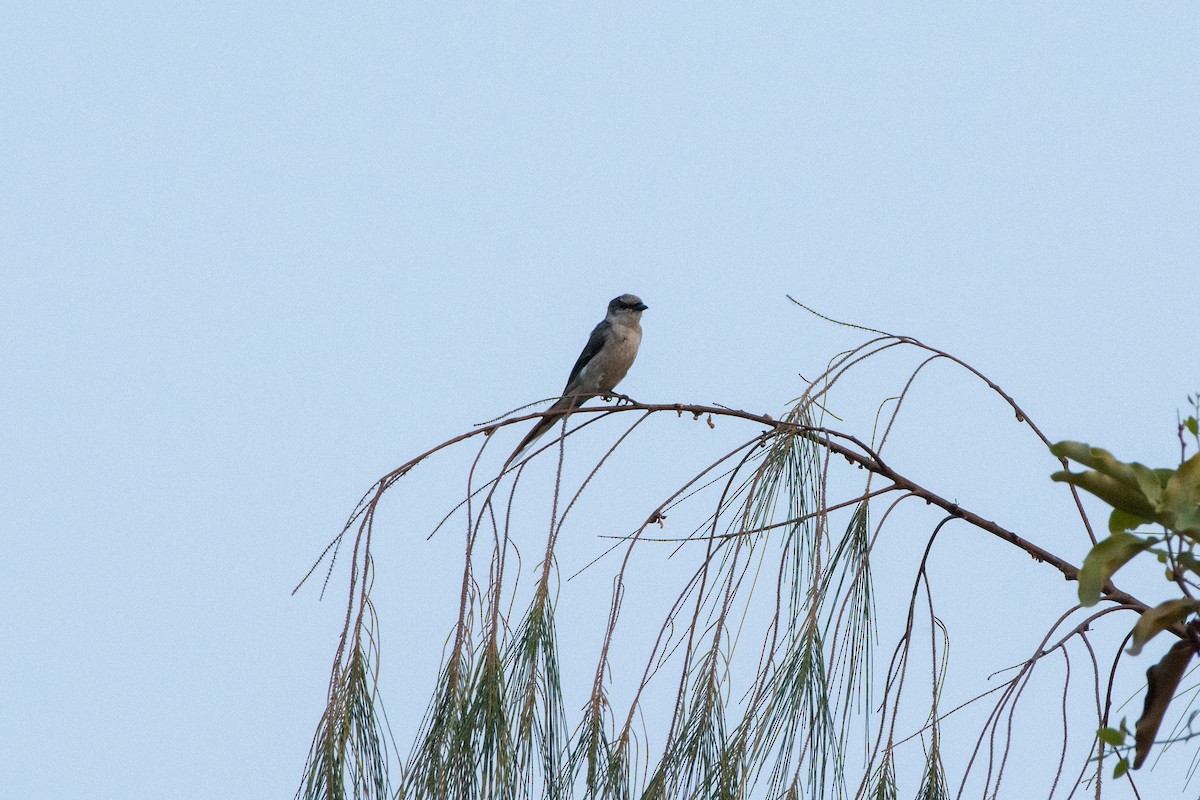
[513,293,649,460]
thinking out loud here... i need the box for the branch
[294,399,1155,616]
[492,401,1152,615]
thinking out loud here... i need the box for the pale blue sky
[3,4,1198,798]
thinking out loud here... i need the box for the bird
[512,293,649,460]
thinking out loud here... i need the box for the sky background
[3,3,1199,798]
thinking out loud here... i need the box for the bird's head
[608,294,649,321]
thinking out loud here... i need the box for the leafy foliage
[1052,411,1200,773]
[1134,640,1195,769]
[299,644,390,800]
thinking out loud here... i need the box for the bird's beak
[635,303,649,311]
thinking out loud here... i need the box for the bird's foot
[606,392,636,406]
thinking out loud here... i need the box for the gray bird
[514,293,649,459]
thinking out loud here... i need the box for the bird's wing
[563,319,610,392]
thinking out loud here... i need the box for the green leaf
[1051,470,1157,520]
[1050,441,1118,472]
[1114,757,1129,778]
[1127,598,1200,656]
[1109,508,1153,535]
[1051,441,1140,485]
[1186,417,1198,437]
[1175,551,1200,576]
[1162,453,1200,536]
[1049,440,1095,464]
[1050,441,1166,519]
[1097,727,1125,746]
[1129,463,1165,506]
[1077,532,1158,607]
[1134,640,1195,769]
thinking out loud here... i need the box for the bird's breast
[583,325,641,393]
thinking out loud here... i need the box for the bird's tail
[511,394,582,462]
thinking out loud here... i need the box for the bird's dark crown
[609,294,648,313]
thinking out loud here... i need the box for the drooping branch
[296,398,1155,619]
